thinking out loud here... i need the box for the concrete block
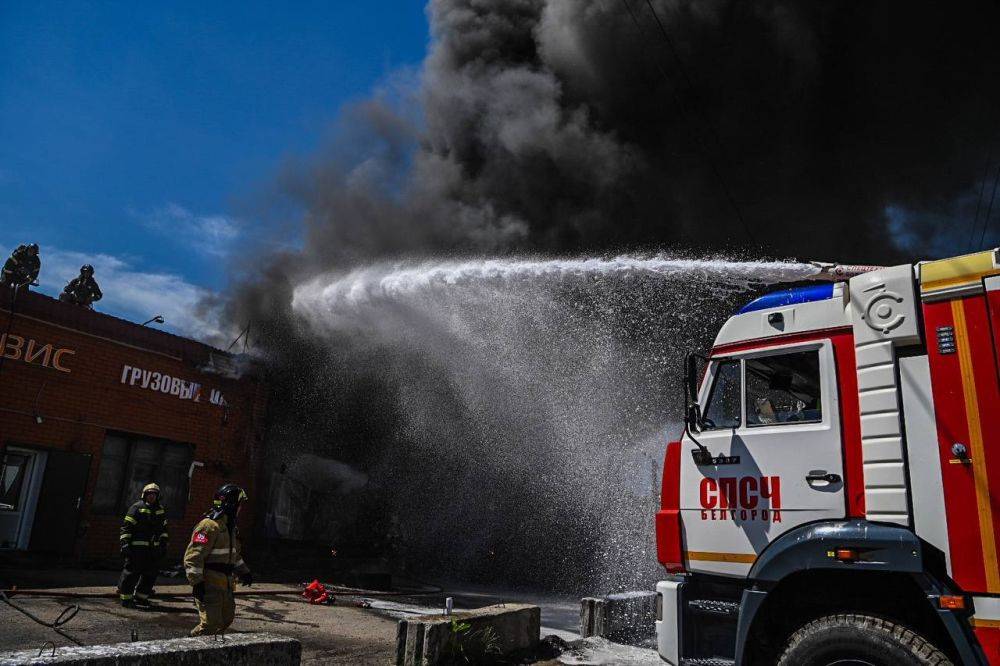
[0,632,300,665]
[395,603,540,665]
[580,591,657,643]
[580,596,608,638]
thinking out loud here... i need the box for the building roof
[0,285,242,371]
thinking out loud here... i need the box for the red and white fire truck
[656,250,1000,665]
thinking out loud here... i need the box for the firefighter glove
[192,582,205,602]
[239,572,252,587]
[121,543,131,557]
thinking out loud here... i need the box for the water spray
[284,253,877,593]
[292,254,824,315]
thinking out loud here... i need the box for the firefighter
[1,243,40,290]
[183,483,252,636]
[118,483,169,608]
[58,264,103,307]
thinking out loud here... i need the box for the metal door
[29,450,92,554]
[678,339,846,576]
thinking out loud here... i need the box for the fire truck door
[679,340,846,576]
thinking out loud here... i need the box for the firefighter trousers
[190,577,236,636]
[117,549,161,602]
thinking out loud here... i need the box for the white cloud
[138,203,241,257]
[2,244,224,341]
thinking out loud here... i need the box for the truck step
[687,598,741,617]
[681,659,736,666]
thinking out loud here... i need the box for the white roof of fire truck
[715,248,1000,350]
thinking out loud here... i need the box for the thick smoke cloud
[236,0,1000,298]
[224,1,1000,591]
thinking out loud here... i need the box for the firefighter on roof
[183,483,252,636]
[59,264,103,307]
[1,243,40,290]
[117,482,169,608]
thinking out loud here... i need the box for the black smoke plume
[222,1,1000,591]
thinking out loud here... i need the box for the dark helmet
[80,264,94,277]
[208,483,247,520]
[26,243,38,255]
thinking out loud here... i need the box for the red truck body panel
[923,295,1000,596]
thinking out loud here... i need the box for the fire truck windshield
[702,360,741,429]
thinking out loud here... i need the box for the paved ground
[0,584,399,665]
[0,565,660,664]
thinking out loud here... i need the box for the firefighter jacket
[120,500,168,549]
[183,513,250,587]
[3,246,40,284]
[63,275,103,304]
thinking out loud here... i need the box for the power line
[619,0,755,244]
[643,0,703,113]
[968,142,995,251]
[643,0,745,197]
[977,160,1000,249]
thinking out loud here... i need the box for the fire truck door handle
[806,472,841,484]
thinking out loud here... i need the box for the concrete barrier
[395,604,540,665]
[580,591,657,643]
[0,632,300,665]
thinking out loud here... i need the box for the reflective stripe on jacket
[183,514,250,586]
[120,500,168,548]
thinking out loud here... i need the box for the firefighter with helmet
[117,482,169,608]
[1,243,40,290]
[59,264,103,307]
[183,484,252,636]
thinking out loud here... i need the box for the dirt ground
[0,583,400,665]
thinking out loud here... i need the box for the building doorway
[0,447,48,550]
[29,449,92,553]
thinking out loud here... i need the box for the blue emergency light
[737,283,834,314]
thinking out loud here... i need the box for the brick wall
[0,290,267,560]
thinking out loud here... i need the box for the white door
[679,340,846,576]
[0,448,46,550]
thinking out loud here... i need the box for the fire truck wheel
[776,613,953,666]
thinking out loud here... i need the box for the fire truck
[655,250,1000,665]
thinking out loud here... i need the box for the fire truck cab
[656,250,1000,665]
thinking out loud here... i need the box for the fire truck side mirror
[685,403,703,433]
[684,353,699,404]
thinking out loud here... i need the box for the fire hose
[1,580,443,600]
[0,590,84,647]
[0,579,442,649]
[808,261,884,280]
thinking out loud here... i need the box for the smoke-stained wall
[223,1,1000,591]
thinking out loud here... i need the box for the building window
[92,433,193,519]
[745,349,822,426]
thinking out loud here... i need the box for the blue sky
[0,1,427,334]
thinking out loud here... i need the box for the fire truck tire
[776,613,953,666]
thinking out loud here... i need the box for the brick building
[0,286,266,561]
